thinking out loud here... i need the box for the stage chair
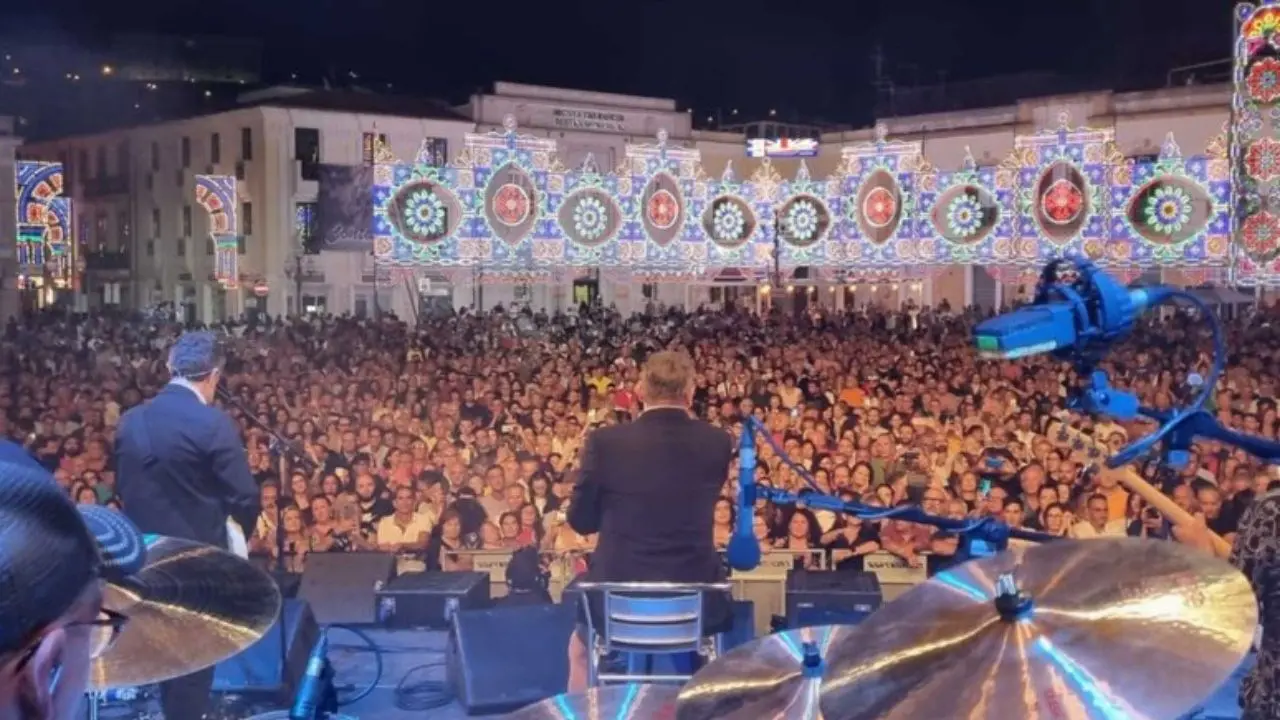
[575,581,732,687]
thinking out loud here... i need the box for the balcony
[84,249,130,272]
[79,175,131,199]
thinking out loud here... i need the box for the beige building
[13,82,1236,320]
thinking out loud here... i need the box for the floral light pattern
[1242,211,1280,258]
[862,187,897,228]
[946,194,985,238]
[493,183,531,226]
[1040,178,1085,224]
[1247,137,1280,182]
[1248,58,1280,106]
[712,200,747,243]
[572,195,609,242]
[1143,186,1193,235]
[785,200,820,242]
[404,189,447,238]
[647,190,679,229]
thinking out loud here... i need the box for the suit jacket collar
[637,407,691,423]
[162,381,206,405]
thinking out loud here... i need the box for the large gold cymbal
[505,684,679,719]
[675,625,835,719]
[819,537,1256,720]
[90,537,281,691]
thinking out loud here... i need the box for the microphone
[973,259,1170,361]
[288,630,330,720]
[726,419,762,571]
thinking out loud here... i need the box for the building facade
[13,82,1240,322]
[21,91,475,322]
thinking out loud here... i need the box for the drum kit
[516,538,1259,720]
[89,536,1257,720]
[86,537,283,719]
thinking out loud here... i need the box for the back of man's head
[0,462,99,656]
[640,350,695,407]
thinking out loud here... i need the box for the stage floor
[98,627,1252,719]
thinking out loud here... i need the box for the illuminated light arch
[194,175,239,288]
[15,161,77,289]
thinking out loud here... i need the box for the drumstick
[1047,422,1232,559]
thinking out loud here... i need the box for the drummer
[0,447,146,720]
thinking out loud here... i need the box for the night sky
[0,0,1239,125]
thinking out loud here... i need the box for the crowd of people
[5,291,1278,581]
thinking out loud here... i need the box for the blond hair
[640,350,695,405]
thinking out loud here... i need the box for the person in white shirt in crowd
[376,486,434,574]
[1071,493,1128,539]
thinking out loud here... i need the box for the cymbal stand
[216,385,318,704]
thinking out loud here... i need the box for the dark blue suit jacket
[115,384,259,548]
[568,408,732,584]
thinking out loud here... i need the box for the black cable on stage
[324,624,383,707]
[393,661,453,712]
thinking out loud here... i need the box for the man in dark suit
[115,331,259,719]
[566,349,733,691]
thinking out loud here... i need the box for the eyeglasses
[9,608,129,676]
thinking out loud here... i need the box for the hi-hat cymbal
[90,537,281,691]
[505,684,679,719]
[820,537,1257,720]
[675,625,835,719]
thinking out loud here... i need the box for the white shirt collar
[169,378,209,405]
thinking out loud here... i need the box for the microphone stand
[738,417,1057,557]
[216,384,320,708]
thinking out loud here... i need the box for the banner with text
[316,164,375,252]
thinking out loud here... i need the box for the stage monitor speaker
[446,602,576,715]
[298,551,396,625]
[213,599,319,700]
[785,568,882,629]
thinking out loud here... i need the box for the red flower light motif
[647,189,679,229]
[1242,211,1280,257]
[492,183,531,226]
[1246,138,1280,182]
[862,187,898,228]
[1248,58,1280,105]
[1040,178,1084,224]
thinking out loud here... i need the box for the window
[181,136,191,168]
[240,127,253,160]
[177,238,185,256]
[295,202,318,253]
[242,202,253,235]
[295,128,320,163]
[419,137,448,166]
[95,146,107,178]
[116,142,129,176]
[206,237,214,255]
[117,212,131,243]
[94,212,108,247]
[210,132,221,164]
[361,132,388,165]
[1129,153,1159,164]
[146,240,154,257]
[238,235,247,255]
[150,141,160,171]
[151,209,161,237]
[182,205,192,236]
[301,294,327,314]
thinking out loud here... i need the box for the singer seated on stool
[564,350,734,692]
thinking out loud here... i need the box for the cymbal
[675,625,835,720]
[505,684,679,719]
[820,537,1257,720]
[90,536,282,691]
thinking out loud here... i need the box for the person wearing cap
[113,330,258,719]
[0,446,146,720]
